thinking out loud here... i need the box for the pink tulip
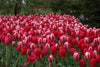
[4,36,12,46]
[73,51,81,61]
[84,51,91,61]
[64,42,70,51]
[49,55,54,67]
[12,41,16,47]
[98,45,100,52]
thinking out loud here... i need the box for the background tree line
[0,0,100,28]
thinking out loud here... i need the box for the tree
[0,0,16,15]
[14,0,22,15]
[50,0,100,28]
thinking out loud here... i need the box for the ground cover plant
[0,14,100,67]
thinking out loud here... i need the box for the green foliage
[0,0,17,15]
[20,8,53,15]
[50,0,100,28]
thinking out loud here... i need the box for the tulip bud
[64,42,70,51]
[49,55,54,63]
[43,38,47,44]
[12,41,16,47]
[98,45,100,52]
[79,59,86,67]
[69,48,75,55]
[73,51,81,61]
[84,52,90,61]
[59,48,66,58]
[21,47,27,55]
[84,37,89,43]
[27,53,37,63]
[27,49,31,55]
[38,37,43,44]
[51,46,57,57]
[96,54,100,63]
[30,43,35,50]
[90,58,97,67]
[17,45,21,52]
[4,36,12,46]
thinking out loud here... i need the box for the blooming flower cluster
[0,14,100,67]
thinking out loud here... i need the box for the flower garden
[0,14,100,67]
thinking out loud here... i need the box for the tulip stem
[65,53,68,66]
[49,63,51,67]
[39,61,41,67]
[61,59,64,66]
[86,60,90,67]
[6,46,10,66]
[75,60,77,67]
[18,53,22,66]
[29,63,33,67]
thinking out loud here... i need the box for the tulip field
[0,14,100,67]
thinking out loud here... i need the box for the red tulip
[41,50,44,57]
[27,42,32,48]
[32,36,38,43]
[43,38,47,44]
[54,43,59,50]
[35,45,38,48]
[44,43,50,55]
[77,40,83,48]
[90,58,97,67]
[27,49,31,55]
[50,33,54,40]
[49,55,54,67]
[71,30,76,38]
[98,37,100,44]
[84,37,89,43]
[98,45,100,52]
[96,54,100,63]
[65,36,72,43]
[80,43,88,52]
[23,61,29,67]
[64,42,70,51]
[69,48,75,55]
[88,44,94,51]
[79,59,86,67]
[93,38,98,45]
[21,47,27,55]
[30,43,35,50]
[59,35,66,43]
[91,50,97,59]
[51,45,57,57]
[59,48,66,58]
[38,37,43,44]
[79,31,85,39]
[17,45,21,52]
[4,36,12,46]
[33,48,41,57]
[46,35,51,41]
[49,55,54,63]
[0,37,1,43]
[27,53,37,63]
[17,42,22,47]
[71,38,78,46]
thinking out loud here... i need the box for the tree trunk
[14,0,22,15]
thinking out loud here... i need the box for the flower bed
[0,14,100,67]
